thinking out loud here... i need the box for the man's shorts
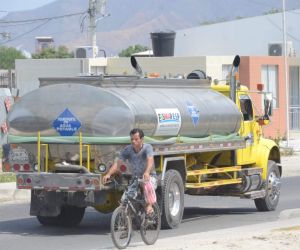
[121,176,157,202]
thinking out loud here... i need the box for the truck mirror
[264,93,273,117]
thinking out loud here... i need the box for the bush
[0,173,16,183]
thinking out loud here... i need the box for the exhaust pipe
[230,55,240,103]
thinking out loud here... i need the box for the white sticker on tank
[154,108,181,136]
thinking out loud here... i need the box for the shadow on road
[182,206,257,223]
[0,209,112,236]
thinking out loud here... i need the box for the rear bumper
[16,172,113,191]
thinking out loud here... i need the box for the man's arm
[143,155,154,181]
[103,159,121,184]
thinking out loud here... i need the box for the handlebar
[102,174,149,189]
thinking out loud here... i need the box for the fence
[290,105,300,130]
[0,70,15,89]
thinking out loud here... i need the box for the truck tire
[37,205,85,227]
[254,160,281,211]
[161,169,184,229]
[37,215,60,226]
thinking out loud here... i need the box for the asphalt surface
[0,153,300,249]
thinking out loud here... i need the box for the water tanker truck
[4,56,281,228]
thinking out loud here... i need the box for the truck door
[237,94,257,164]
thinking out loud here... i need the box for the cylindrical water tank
[8,82,241,138]
[150,30,176,57]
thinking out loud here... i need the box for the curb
[0,182,30,202]
[279,208,300,220]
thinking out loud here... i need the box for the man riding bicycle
[103,128,157,215]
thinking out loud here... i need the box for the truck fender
[161,156,186,183]
[255,138,281,180]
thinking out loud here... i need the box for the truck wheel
[58,205,85,226]
[161,169,184,229]
[37,206,85,227]
[254,160,281,211]
[37,215,60,226]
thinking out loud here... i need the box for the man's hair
[130,128,144,139]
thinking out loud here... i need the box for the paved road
[0,175,299,250]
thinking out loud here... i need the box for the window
[290,66,300,106]
[222,64,231,83]
[261,65,279,108]
[289,66,300,129]
[239,95,253,121]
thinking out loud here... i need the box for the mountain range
[1,0,300,55]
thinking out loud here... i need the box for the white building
[175,10,299,57]
[15,58,107,96]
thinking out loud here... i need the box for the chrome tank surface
[8,81,241,138]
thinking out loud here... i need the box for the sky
[0,0,56,12]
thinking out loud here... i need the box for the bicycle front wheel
[140,203,161,245]
[111,206,132,249]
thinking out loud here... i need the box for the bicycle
[110,176,161,249]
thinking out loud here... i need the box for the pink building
[239,56,286,139]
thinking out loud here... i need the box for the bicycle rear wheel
[140,203,161,245]
[111,206,132,249]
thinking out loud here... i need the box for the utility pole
[88,0,107,57]
[88,0,97,48]
[282,0,290,147]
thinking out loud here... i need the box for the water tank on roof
[150,30,176,57]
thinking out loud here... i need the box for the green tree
[32,45,74,59]
[0,46,26,69]
[263,8,281,15]
[57,46,74,58]
[119,44,149,57]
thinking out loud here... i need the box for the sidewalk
[0,182,30,202]
[135,213,300,250]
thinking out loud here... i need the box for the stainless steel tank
[8,79,242,138]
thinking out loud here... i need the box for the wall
[15,58,107,97]
[106,56,237,82]
[206,56,234,82]
[106,56,207,78]
[15,59,83,96]
[239,56,286,139]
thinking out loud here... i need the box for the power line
[265,15,300,44]
[0,11,86,24]
[0,11,88,45]
[0,20,50,45]
[0,20,39,28]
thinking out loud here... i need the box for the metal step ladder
[186,165,242,188]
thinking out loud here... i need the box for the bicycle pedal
[119,231,128,239]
